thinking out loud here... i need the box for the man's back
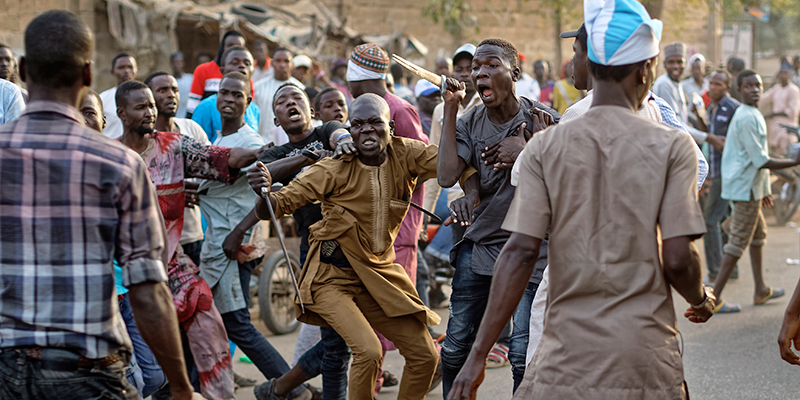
[511,105,704,399]
[0,101,167,358]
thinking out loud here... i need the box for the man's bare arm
[779,276,800,365]
[438,79,468,188]
[228,147,261,169]
[448,233,542,400]
[662,236,715,323]
[128,282,202,400]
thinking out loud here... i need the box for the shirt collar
[22,100,84,124]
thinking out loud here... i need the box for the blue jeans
[509,282,538,392]
[441,243,539,398]
[0,347,138,400]
[295,326,351,400]
[704,176,738,278]
[119,295,167,398]
[220,258,305,398]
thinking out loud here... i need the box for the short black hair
[81,88,103,110]
[390,63,404,81]
[727,57,745,73]
[115,80,150,108]
[111,52,134,70]
[24,10,93,89]
[711,69,731,86]
[170,51,183,61]
[477,38,519,68]
[144,71,170,86]
[314,87,342,111]
[272,82,306,111]
[220,71,251,95]
[220,46,250,67]
[588,60,647,83]
[273,47,292,58]
[215,30,246,65]
[737,69,759,89]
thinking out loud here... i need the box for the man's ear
[389,120,395,135]
[512,66,521,82]
[309,107,315,118]
[246,94,252,107]
[274,117,280,127]
[83,61,92,88]
[18,57,26,83]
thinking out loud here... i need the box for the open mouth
[221,106,234,113]
[334,112,344,121]
[361,138,377,149]
[478,85,494,100]
[287,108,302,121]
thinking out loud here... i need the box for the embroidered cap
[349,43,390,74]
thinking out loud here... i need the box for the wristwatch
[691,286,712,310]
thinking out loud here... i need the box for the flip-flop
[714,299,741,313]
[754,287,785,305]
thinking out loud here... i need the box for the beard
[160,109,177,118]
[134,123,154,136]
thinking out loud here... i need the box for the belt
[11,347,124,368]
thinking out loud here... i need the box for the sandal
[381,370,399,387]
[486,343,510,368]
[754,287,785,305]
[714,299,741,314]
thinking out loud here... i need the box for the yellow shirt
[552,79,585,115]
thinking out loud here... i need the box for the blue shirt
[721,104,771,201]
[191,94,260,143]
[650,92,709,189]
[0,80,24,123]
[707,95,740,178]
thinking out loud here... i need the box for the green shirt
[721,104,771,201]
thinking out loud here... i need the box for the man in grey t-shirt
[436,38,559,395]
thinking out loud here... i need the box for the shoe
[428,359,443,393]
[713,299,741,313]
[235,372,257,388]
[486,343,510,369]
[381,370,398,387]
[754,287,785,305]
[254,378,312,400]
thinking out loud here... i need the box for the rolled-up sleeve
[116,156,168,287]
[502,135,550,240]
[659,135,706,240]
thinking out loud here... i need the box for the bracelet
[336,132,351,141]
[691,286,711,310]
[316,71,325,79]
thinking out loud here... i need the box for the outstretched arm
[438,78,468,188]
[448,233,542,400]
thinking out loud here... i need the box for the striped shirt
[0,101,168,358]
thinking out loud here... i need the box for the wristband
[316,71,325,79]
[691,286,712,310]
[337,132,351,141]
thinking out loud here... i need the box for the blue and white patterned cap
[585,0,663,66]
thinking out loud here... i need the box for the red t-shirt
[187,61,255,114]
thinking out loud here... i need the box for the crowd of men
[5,2,800,400]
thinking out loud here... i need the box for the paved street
[231,219,800,400]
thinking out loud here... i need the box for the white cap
[293,54,312,69]
[453,43,476,61]
[414,79,440,98]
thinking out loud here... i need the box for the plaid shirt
[650,92,709,189]
[0,101,168,358]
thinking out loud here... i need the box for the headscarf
[585,0,663,66]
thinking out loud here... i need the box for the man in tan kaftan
[250,93,473,400]
[446,1,715,399]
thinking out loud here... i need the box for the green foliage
[422,0,479,38]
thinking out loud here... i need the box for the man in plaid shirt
[0,11,203,400]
